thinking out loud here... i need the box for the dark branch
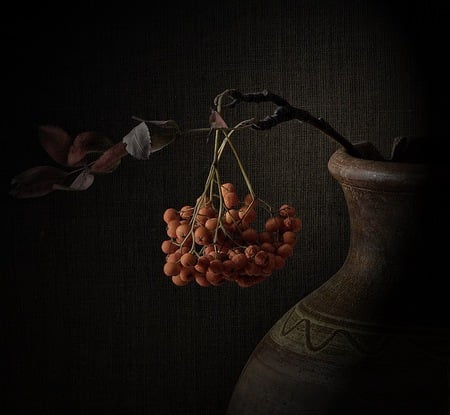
[222,89,362,158]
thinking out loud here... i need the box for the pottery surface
[226,142,450,414]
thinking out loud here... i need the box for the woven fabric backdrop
[4,1,446,414]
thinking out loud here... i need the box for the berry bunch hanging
[162,191,302,288]
[160,91,303,287]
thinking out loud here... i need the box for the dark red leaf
[38,125,73,166]
[90,142,128,173]
[67,132,114,166]
[209,110,228,129]
[10,166,68,198]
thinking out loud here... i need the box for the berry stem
[224,134,255,199]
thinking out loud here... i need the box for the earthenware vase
[226,140,450,414]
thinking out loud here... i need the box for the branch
[221,89,363,158]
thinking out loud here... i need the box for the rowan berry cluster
[159,90,303,288]
[161,183,301,288]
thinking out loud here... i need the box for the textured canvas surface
[4,1,446,414]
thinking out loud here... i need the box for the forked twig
[218,89,362,158]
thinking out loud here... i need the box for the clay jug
[226,140,450,414]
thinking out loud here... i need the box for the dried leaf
[67,132,114,166]
[38,125,73,166]
[53,170,95,191]
[146,120,178,153]
[145,120,180,129]
[122,121,179,159]
[90,142,128,173]
[209,110,228,129]
[122,122,151,159]
[10,166,68,198]
[148,135,177,154]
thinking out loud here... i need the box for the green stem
[225,137,255,199]
[213,168,224,246]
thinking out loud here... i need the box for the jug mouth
[327,141,433,192]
